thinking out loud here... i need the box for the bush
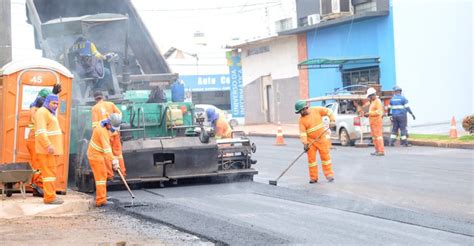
[462,115,474,134]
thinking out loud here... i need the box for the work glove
[112,159,120,171]
[47,145,55,154]
[329,121,337,131]
[411,114,416,120]
[304,144,310,152]
[52,83,62,95]
[105,53,116,62]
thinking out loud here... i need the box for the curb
[242,132,474,150]
[245,132,299,139]
[409,140,474,150]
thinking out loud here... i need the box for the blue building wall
[306,10,397,100]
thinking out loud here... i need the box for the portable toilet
[0,58,74,194]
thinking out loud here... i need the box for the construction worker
[206,107,232,139]
[87,114,121,207]
[91,91,126,179]
[26,85,61,197]
[34,94,63,204]
[365,87,385,156]
[71,37,112,91]
[295,100,336,183]
[388,85,415,147]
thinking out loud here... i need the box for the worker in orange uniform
[87,114,121,207]
[91,91,126,179]
[206,108,232,139]
[295,100,336,183]
[26,86,61,197]
[365,87,385,156]
[34,94,63,204]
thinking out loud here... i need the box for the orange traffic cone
[275,122,286,146]
[449,116,458,138]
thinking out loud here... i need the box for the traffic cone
[449,116,458,138]
[275,122,286,146]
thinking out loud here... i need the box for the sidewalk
[234,124,474,149]
[0,190,93,219]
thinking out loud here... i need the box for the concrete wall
[244,77,266,124]
[273,76,300,124]
[240,36,299,86]
[392,0,473,126]
[243,75,300,124]
[306,13,397,99]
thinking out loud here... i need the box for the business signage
[179,74,230,92]
[226,50,244,117]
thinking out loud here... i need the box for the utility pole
[0,0,12,67]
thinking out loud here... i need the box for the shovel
[269,128,330,186]
[116,168,147,208]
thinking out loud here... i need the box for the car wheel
[339,128,351,146]
[229,119,238,127]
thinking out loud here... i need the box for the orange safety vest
[27,107,38,139]
[299,107,335,144]
[215,116,232,139]
[87,126,115,161]
[91,100,121,128]
[368,98,384,123]
[34,107,63,155]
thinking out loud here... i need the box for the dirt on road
[0,191,212,246]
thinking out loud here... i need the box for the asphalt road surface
[110,137,473,245]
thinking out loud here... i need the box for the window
[247,46,270,57]
[275,18,293,32]
[354,1,377,14]
[342,66,380,88]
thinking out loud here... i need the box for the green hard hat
[294,100,307,113]
[38,88,51,98]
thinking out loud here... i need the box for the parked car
[194,104,238,127]
[309,94,392,146]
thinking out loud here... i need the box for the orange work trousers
[88,158,107,206]
[26,137,43,189]
[306,138,334,181]
[106,134,126,179]
[370,119,385,153]
[37,154,58,203]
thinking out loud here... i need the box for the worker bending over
[295,100,336,184]
[91,91,126,178]
[388,85,415,147]
[206,108,232,139]
[34,94,64,204]
[87,113,121,207]
[365,88,385,156]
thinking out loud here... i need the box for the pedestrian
[295,100,336,183]
[206,107,232,139]
[87,114,121,207]
[34,94,63,204]
[91,91,126,179]
[365,88,385,156]
[26,85,62,197]
[388,85,415,147]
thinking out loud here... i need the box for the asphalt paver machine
[26,0,257,192]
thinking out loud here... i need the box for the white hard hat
[109,113,122,128]
[366,87,377,98]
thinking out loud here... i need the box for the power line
[137,2,279,12]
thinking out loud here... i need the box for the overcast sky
[10,0,284,59]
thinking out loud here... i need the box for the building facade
[231,35,300,124]
[281,0,472,127]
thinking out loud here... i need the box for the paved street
[110,137,474,245]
